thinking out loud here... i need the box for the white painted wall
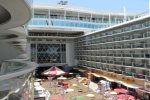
[66,40,75,66]
[29,39,76,67]
[0,41,22,63]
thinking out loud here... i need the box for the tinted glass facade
[31,43,66,63]
[28,19,107,29]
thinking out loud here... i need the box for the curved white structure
[0,0,37,100]
[0,0,32,30]
[0,0,32,62]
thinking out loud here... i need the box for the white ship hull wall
[0,41,22,63]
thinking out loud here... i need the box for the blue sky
[34,0,148,13]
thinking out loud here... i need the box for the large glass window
[31,44,36,62]
[28,19,107,29]
[32,44,66,63]
[34,14,48,18]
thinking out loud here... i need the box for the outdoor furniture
[72,84,77,86]
[66,88,74,92]
[86,94,95,98]
[110,91,117,100]
[34,79,42,82]
[110,91,117,95]
[34,82,40,86]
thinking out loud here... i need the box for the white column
[78,12,80,21]
[114,16,117,24]
[35,42,38,63]
[109,13,111,26]
[66,40,75,66]
[48,9,51,26]
[64,10,66,19]
[102,15,104,23]
[90,13,92,22]
[26,41,31,61]
[32,7,34,18]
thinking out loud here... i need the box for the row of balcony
[77,59,150,69]
[76,53,150,58]
[33,14,126,24]
[76,20,150,42]
[76,42,150,51]
[76,35,150,47]
[78,61,150,81]
[29,32,83,37]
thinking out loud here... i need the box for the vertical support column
[102,15,104,28]
[35,42,38,63]
[48,9,51,26]
[60,44,62,63]
[27,40,31,61]
[32,7,34,18]
[78,12,80,21]
[109,13,111,26]
[90,13,92,22]
[66,40,75,66]
[64,9,66,19]
[115,16,117,24]
[102,15,104,23]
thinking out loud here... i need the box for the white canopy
[119,81,143,89]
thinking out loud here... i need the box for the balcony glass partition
[28,19,107,29]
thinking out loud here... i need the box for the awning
[102,76,121,83]
[91,72,143,89]
[92,73,121,83]
[136,88,150,94]
[92,73,101,77]
[119,81,143,89]
[103,76,114,82]
[98,75,142,89]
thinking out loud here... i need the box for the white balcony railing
[0,59,37,89]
